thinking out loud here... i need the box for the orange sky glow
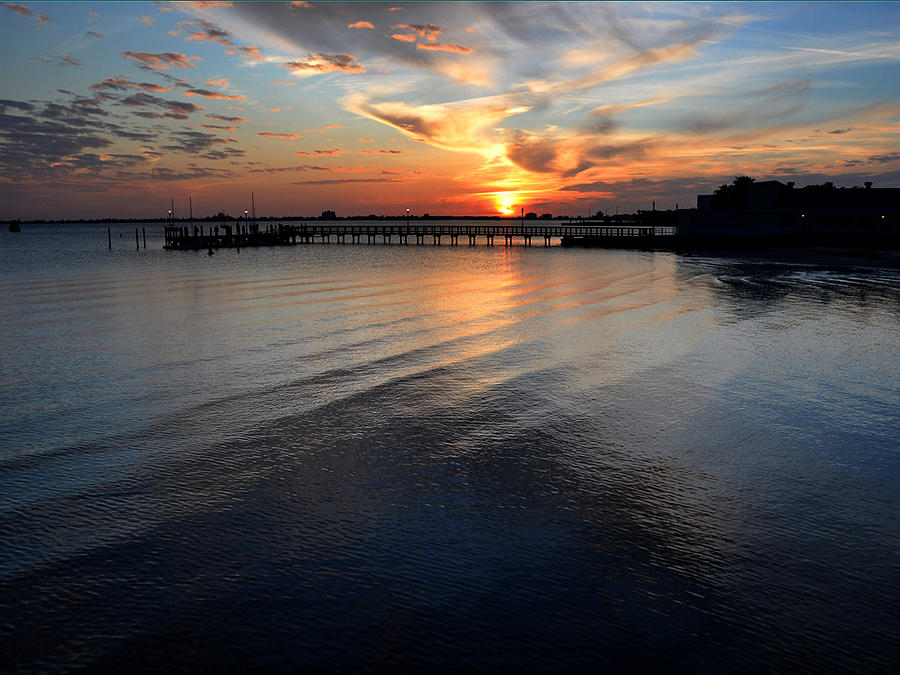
[0,1,897,219]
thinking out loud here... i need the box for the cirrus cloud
[123,51,197,71]
[184,88,245,100]
[285,53,365,76]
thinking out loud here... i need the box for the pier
[164,221,678,250]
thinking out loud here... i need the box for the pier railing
[164,221,678,250]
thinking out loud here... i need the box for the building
[678,179,900,240]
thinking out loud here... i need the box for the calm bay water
[1,222,898,671]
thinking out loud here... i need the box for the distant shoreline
[4,215,566,225]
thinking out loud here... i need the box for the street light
[406,208,410,228]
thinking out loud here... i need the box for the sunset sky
[1,1,897,219]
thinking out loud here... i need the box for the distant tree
[321,210,336,219]
[713,176,755,209]
[525,212,537,219]
[540,213,553,219]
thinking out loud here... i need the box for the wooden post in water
[108,227,111,250]
[135,228,139,250]
[142,227,146,249]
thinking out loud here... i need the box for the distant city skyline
[1,1,898,220]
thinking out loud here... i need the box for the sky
[0,1,898,220]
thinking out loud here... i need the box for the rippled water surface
[2,223,898,671]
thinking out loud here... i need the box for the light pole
[406,208,410,228]
[244,209,249,233]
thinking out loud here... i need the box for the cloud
[183,19,233,46]
[273,81,296,86]
[257,132,302,140]
[324,124,345,129]
[206,79,230,86]
[295,148,343,156]
[285,53,365,76]
[162,130,239,159]
[140,16,155,27]
[358,138,373,142]
[3,3,32,17]
[292,178,404,185]
[416,43,473,55]
[345,93,530,155]
[123,51,197,70]
[390,33,417,43]
[225,45,262,60]
[506,132,559,173]
[349,21,374,29]
[184,88,245,100]
[2,2,47,22]
[86,30,103,38]
[359,149,405,155]
[120,92,205,119]
[206,113,250,123]
[0,94,171,181]
[0,99,36,112]
[392,23,443,42]
[35,55,82,67]
[247,164,335,174]
[202,124,237,130]
[91,76,170,92]
[869,152,900,164]
[288,1,311,7]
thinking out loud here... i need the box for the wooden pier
[164,221,678,250]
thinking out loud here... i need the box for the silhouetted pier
[164,222,678,250]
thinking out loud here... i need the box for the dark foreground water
[1,223,898,672]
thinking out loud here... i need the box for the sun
[493,192,518,215]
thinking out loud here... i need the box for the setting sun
[493,193,520,216]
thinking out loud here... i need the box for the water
[1,223,898,671]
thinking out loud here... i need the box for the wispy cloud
[206,113,250,123]
[416,43,472,55]
[2,2,48,23]
[285,54,364,76]
[184,88,245,100]
[392,23,442,42]
[91,76,170,92]
[258,132,302,140]
[121,92,205,119]
[295,148,342,156]
[35,54,82,68]
[348,21,374,30]
[123,51,197,71]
